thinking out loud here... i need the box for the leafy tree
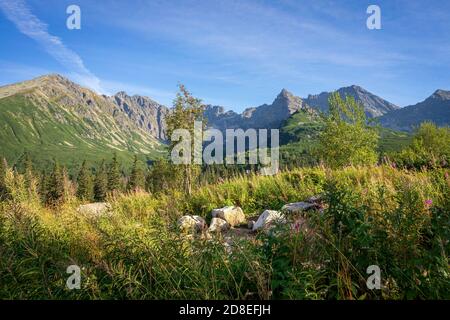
[128,155,145,192]
[77,160,94,201]
[165,84,205,194]
[45,160,66,205]
[317,92,379,168]
[395,122,450,168]
[94,160,108,201]
[107,153,122,194]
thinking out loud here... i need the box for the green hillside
[278,109,412,167]
[377,127,412,153]
[0,94,165,172]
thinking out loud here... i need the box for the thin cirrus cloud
[0,0,103,93]
[104,0,412,83]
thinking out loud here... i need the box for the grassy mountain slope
[0,75,165,170]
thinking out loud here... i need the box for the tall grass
[0,166,449,299]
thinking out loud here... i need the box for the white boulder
[209,217,230,233]
[177,215,207,233]
[211,206,246,227]
[252,210,286,232]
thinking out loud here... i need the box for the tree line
[1,86,448,206]
[0,153,147,205]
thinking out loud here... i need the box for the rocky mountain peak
[115,91,129,98]
[113,92,169,141]
[304,85,398,117]
[277,88,292,98]
[348,84,364,91]
[430,89,450,101]
[38,73,67,81]
[274,88,299,105]
[379,90,450,131]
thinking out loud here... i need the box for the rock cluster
[177,195,324,239]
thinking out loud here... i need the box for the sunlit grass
[0,166,449,299]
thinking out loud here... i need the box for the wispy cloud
[98,0,411,83]
[0,0,103,93]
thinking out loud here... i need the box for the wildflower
[425,199,433,207]
[445,172,449,179]
[291,221,300,233]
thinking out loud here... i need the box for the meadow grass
[0,166,449,299]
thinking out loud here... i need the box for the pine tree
[0,157,8,200]
[94,160,108,201]
[23,152,35,195]
[45,160,65,205]
[38,170,47,202]
[107,154,121,194]
[77,160,93,201]
[128,155,145,192]
[146,158,179,194]
[62,166,73,201]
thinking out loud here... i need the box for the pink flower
[425,199,433,207]
[291,221,301,233]
[445,172,449,179]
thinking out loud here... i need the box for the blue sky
[0,0,449,112]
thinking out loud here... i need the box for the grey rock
[306,195,323,203]
[282,202,318,214]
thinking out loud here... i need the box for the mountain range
[0,74,448,168]
[303,85,399,117]
[379,89,450,131]
[204,89,315,132]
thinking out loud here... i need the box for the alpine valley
[0,74,449,170]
